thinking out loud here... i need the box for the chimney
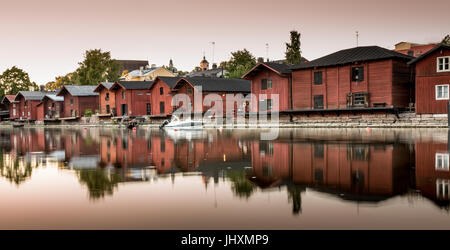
[139,66,144,75]
[212,63,218,69]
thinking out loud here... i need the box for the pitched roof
[408,44,450,65]
[1,95,17,104]
[291,46,414,70]
[93,82,115,92]
[175,77,251,92]
[188,68,227,77]
[57,85,99,97]
[112,81,153,90]
[44,94,64,102]
[15,91,51,101]
[242,62,293,79]
[152,76,182,89]
[115,60,149,73]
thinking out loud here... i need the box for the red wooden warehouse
[408,44,450,114]
[93,82,116,116]
[14,91,49,120]
[36,94,64,121]
[56,85,99,118]
[289,46,414,115]
[110,81,152,117]
[149,76,181,117]
[1,95,19,120]
[242,62,293,112]
[171,77,251,116]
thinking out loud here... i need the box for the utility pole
[356,31,359,47]
[265,43,269,62]
[211,42,215,64]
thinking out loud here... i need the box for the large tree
[72,49,120,85]
[0,66,38,96]
[442,35,450,45]
[44,72,74,91]
[285,30,302,65]
[225,49,257,78]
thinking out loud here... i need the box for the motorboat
[160,115,203,130]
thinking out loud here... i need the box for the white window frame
[436,153,450,171]
[436,179,450,199]
[437,56,450,73]
[435,84,449,100]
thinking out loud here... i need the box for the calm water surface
[1,127,450,229]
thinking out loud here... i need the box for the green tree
[285,30,302,65]
[0,66,38,96]
[225,49,257,78]
[72,49,120,85]
[442,35,450,45]
[45,72,74,91]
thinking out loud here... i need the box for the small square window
[351,67,364,81]
[437,56,450,72]
[314,72,323,85]
[435,85,449,100]
[436,153,450,171]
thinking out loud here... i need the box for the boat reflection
[0,127,449,213]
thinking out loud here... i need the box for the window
[407,50,414,56]
[146,92,150,96]
[146,103,151,115]
[259,141,274,155]
[160,101,165,114]
[106,105,110,114]
[105,93,109,101]
[313,95,324,109]
[314,72,323,85]
[347,144,370,161]
[259,99,272,111]
[436,85,449,100]
[314,143,324,158]
[160,87,164,95]
[436,153,450,171]
[138,92,143,95]
[353,92,367,106]
[437,56,450,72]
[122,91,126,99]
[261,79,272,90]
[70,99,73,105]
[351,67,364,81]
[436,179,450,199]
[187,87,192,95]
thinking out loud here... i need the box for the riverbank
[2,112,449,128]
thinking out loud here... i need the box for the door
[121,104,128,116]
[313,95,324,109]
[160,102,165,114]
[146,103,151,115]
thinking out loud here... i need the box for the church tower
[200,56,209,71]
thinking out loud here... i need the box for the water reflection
[0,127,449,215]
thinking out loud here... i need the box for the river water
[0,127,449,229]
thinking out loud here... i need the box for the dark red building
[149,76,181,117]
[1,95,19,120]
[289,46,414,114]
[242,62,292,112]
[408,44,450,114]
[57,85,99,118]
[14,91,49,120]
[110,81,152,117]
[172,77,251,116]
[93,82,116,116]
[36,94,64,121]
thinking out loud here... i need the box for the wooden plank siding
[61,94,99,118]
[249,68,291,112]
[150,79,174,116]
[292,59,412,110]
[414,48,450,114]
[113,88,151,117]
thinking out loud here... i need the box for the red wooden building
[14,91,49,120]
[149,76,181,117]
[57,85,99,118]
[171,77,251,116]
[289,46,414,115]
[93,82,116,116]
[36,94,64,121]
[408,44,450,114]
[242,62,292,112]
[110,81,152,117]
[1,95,19,120]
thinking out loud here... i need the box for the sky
[0,0,449,85]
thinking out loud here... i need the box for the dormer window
[437,56,450,72]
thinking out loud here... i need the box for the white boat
[161,115,203,130]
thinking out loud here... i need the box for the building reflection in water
[0,127,449,214]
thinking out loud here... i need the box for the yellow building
[119,66,175,81]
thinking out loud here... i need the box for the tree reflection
[0,148,34,185]
[227,171,256,199]
[76,169,122,200]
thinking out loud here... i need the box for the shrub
[84,109,93,117]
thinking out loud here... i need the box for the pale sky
[0,0,448,85]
